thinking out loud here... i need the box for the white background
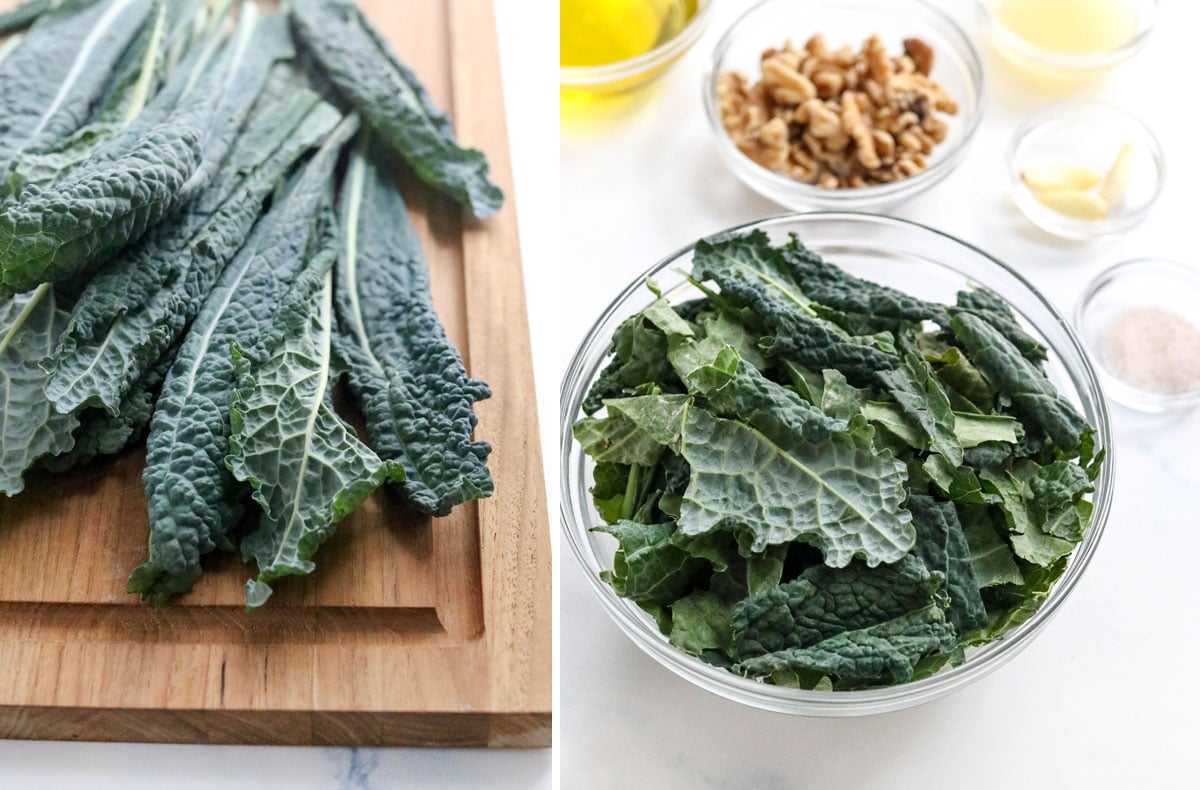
[0,1,559,788]
[561,0,1200,787]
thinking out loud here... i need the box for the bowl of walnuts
[703,0,986,211]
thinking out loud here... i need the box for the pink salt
[1102,306,1200,394]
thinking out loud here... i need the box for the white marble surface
[0,1,557,787]
[561,0,1200,787]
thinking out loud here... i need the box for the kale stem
[620,464,642,521]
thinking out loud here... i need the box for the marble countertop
[561,0,1199,786]
[0,1,557,787]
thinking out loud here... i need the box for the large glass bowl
[702,0,986,211]
[561,213,1114,716]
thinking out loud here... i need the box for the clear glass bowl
[561,213,1114,716]
[1076,258,1200,413]
[702,0,986,212]
[976,0,1157,77]
[1008,101,1164,241]
[560,0,714,97]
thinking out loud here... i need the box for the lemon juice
[992,0,1139,55]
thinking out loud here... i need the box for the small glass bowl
[1008,101,1164,241]
[560,0,714,97]
[702,0,986,212]
[1076,258,1200,413]
[976,0,1157,78]
[562,213,1114,716]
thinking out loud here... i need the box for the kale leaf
[289,0,503,218]
[333,138,493,517]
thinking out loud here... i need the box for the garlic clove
[1099,142,1135,207]
[1035,189,1110,220]
[1020,165,1103,192]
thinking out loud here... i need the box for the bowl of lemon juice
[977,0,1157,80]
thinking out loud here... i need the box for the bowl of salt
[1076,258,1200,413]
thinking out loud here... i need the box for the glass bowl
[561,213,1114,716]
[560,0,714,97]
[976,0,1157,78]
[701,0,986,212]
[1076,258,1200,413]
[1008,101,1164,241]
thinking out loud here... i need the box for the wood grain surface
[0,0,551,748]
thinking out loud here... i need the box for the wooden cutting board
[0,0,551,748]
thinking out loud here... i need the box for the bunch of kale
[0,0,496,606]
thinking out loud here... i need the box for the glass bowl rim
[974,0,1159,72]
[1006,98,1166,239]
[1074,256,1200,410]
[560,210,1115,715]
[700,0,988,204]
[559,0,715,86]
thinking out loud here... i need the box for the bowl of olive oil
[560,0,713,96]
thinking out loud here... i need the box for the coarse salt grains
[1101,306,1200,395]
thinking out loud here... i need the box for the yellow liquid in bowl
[992,0,1139,55]
[560,0,695,68]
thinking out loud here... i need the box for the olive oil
[560,0,697,68]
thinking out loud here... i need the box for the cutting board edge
[0,705,551,748]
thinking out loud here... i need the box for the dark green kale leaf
[977,556,1069,641]
[582,313,678,415]
[228,251,403,609]
[731,554,940,658]
[5,0,214,196]
[573,411,665,467]
[590,457,662,526]
[0,0,150,165]
[334,138,493,517]
[980,462,1076,567]
[950,311,1088,454]
[695,310,767,370]
[907,495,988,635]
[590,462,633,524]
[677,406,914,566]
[780,235,949,328]
[0,285,79,494]
[691,231,897,385]
[922,454,994,505]
[956,505,1023,588]
[582,394,691,461]
[920,333,996,413]
[40,338,177,474]
[0,7,292,294]
[736,603,957,690]
[289,0,503,218]
[878,351,963,467]
[668,589,736,661]
[593,520,709,605]
[819,370,870,422]
[956,288,1047,362]
[656,451,689,519]
[660,330,845,446]
[1029,461,1094,543]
